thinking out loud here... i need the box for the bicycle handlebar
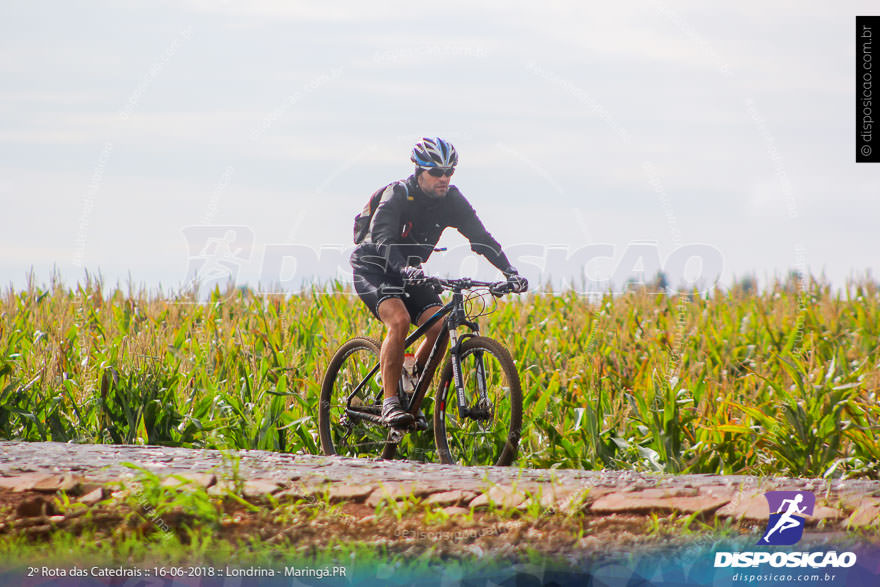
[404,276,527,295]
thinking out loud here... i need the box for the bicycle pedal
[388,428,406,443]
[415,411,428,431]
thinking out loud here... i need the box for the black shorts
[353,268,442,325]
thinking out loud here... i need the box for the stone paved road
[1,441,879,526]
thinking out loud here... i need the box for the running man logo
[757,491,815,546]
[181,226,254,299]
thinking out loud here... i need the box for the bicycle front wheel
[433,336,523,466]
[319,337,390,458]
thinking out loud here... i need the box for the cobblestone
[1,442,879,529]
[424,490,478,507]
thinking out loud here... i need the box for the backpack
[352,180,410,244]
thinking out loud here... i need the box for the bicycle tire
[319,337,395,459]
[433,336,523,466]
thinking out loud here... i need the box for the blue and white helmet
[410,137,459,168]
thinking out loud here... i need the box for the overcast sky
[1,1,877,294]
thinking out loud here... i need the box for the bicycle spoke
[319,339,389,458]
[435,337,522,466]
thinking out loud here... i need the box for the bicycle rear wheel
[319,337,391,458]
[433,336,522,466]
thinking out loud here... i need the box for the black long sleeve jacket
[350,174,513,276]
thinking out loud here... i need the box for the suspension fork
[450,327,467,413]
[473,349,489,407]
[451,336,491,419]
[447,301,487,419]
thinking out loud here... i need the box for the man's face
[417,167,455,198]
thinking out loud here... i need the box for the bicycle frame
[344,284,488,425]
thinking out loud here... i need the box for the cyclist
[350,137,527,427]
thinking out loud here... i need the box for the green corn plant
[1,275,879,478]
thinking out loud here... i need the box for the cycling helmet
[410,137,458,168]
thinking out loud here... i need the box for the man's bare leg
[376,298,414,426]
[377,298,410,400]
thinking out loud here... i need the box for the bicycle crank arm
[345,407,421,432]
[344,408,384,426]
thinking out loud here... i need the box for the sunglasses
[426,167,455,177]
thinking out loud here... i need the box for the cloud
[183,0,414,21]
[747,179,792,218]
[1,1,878,289]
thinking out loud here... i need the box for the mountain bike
[318,277,524,466]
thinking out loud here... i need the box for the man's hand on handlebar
[400,270,527,296]
[502,268,529,294]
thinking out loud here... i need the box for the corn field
[2,274,879,479]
